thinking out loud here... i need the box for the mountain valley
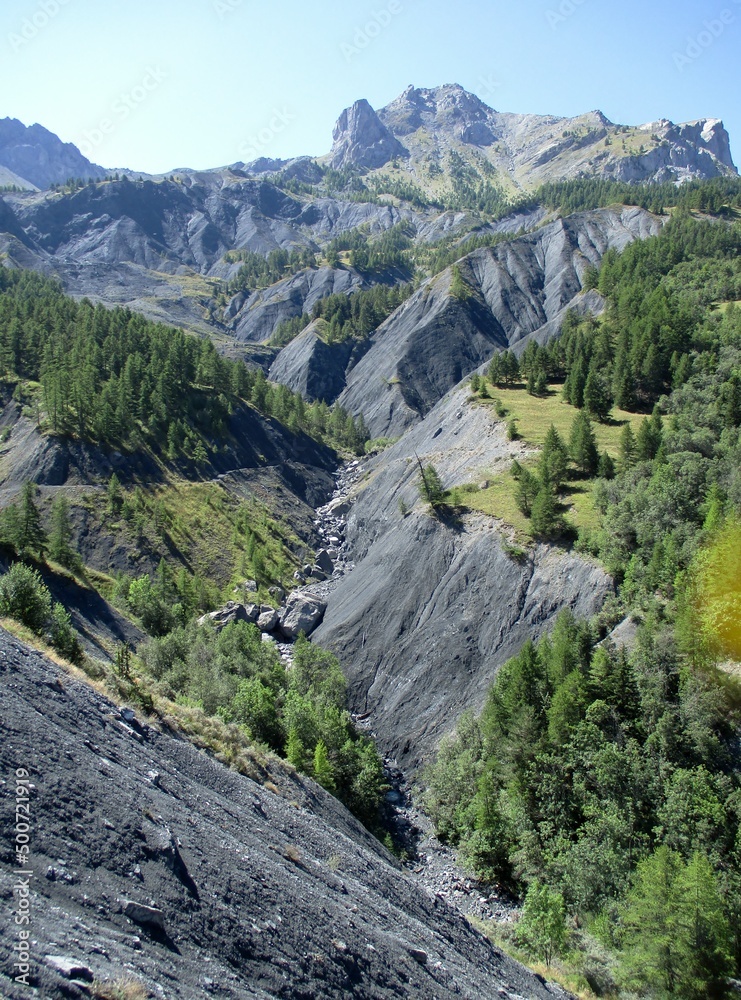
[1,80,741,999]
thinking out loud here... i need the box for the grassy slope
[460,380,645,540]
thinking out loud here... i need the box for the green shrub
[0,562,81,661]
[0,563,51,633]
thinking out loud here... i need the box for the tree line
[0,268,370,456]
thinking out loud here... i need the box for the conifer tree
[16,482,47,556]
[48,494,76,569]
[618,424,637,473]
[569,410,599,476]
[539,425,569,489]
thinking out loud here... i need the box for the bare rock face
[373,84,737,188]
[314,384,613,770]
[337,206,663,439]
[268,321,354,401]
[0,117,107,190]
[330,98,409,170]
[0,631,567,999]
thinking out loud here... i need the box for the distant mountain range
[326,84,736,189]
[1,83,736,193]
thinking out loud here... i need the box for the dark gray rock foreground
[0,630,569,999]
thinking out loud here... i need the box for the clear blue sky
[1,0,739,174]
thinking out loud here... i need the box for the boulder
[197,602,250,632]
[325,497,352,518]
[279,593,327,640]
[123,900,166,931]
[257,609,280,632]
[44,956,94,982]
[244,604,261,623]
[315,549,334,575]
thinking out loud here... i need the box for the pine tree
[417,461,445,509]
[531,486,562,539]
[597,451,615,480]
[313,740,336,792]
[618,424,637,473]
[285,728,306,771]
[513,464,540,517]
[636,406,663,461]
[569,410,599,476]
[17,482,47,556]
[48,495,76,569]
[539,425,568,489]
[583,365,612,421]
[675,852,733,999]
[488,354,502,386]
[620,846,684,997]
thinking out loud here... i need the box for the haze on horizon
[0,0,739,174]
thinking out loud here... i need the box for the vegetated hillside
[334,206,662,438]
[0,629,566,1000]
[0,268,373,635]
[419,213,741,994]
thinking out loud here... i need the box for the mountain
[0,86,734,346]
[0,88,740,1000]
[330,83,737,188]
[0,117,107,190]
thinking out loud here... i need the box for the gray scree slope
[0,630,569,1000]
[314,385,612,770]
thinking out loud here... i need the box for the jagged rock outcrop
[336,205,663,439]
[330,98,409,170]
[314,383,613,769]
[0,630,567,999]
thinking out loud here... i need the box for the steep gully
[271,458,518,927]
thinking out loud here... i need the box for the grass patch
[470,917,604,1000]
[461,381,645,539]
[481,383,644,453]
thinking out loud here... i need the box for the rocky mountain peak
[677,117,735,170]
[329,98,408,170]
[0,117,107,190]
[379,83,497,141]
